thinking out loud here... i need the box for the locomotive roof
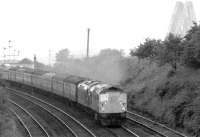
[78,80,122,94]
[89,83,113,94]
[78,80,100,90]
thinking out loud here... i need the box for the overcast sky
[0,0,199,63]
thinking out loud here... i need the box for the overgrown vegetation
[131,22,200,70]
[127,22,200,136]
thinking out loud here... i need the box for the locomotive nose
[99,92,127,113]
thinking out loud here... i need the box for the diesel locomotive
[1,67,127,126]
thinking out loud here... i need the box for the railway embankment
[0,86,21,137]
[123,58,200,136]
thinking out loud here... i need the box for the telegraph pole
[34,55,37,72]
[12,50,20,62]
[3,47,6,64]
[86,28,90,58]
[49,49,51,67]
[8,40,12,63]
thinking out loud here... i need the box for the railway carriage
[63,75,87,102]
[8,67,18,81]
[23,68,34,85]
[52,74,65,97]
[31,70,48,90]
[0,67,9,80]
[41,73,55,91]
[52,73,87,102]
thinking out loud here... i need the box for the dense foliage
[127,22,200,136]
[183,23,200,68]
[130,38,162,60]
[131,22,200,69]
[56,48,70,63]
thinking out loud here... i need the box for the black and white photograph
[0,0,199,136]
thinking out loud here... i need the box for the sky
[0,0,199,64]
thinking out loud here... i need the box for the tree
[159,33,183,70]
[183,23,200,68]
[184,22,199,41]
[97,48,124,59]
[56,48,70,63]
[18,58,33,64]
[130,38,162,60]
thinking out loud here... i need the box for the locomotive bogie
[98,112,126,126]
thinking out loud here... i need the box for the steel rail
[9,99,50,137]
[9,108,32,137]
[127,111,187,137]
[11,93,78,137]
[8,87,97,137]
[127,116,168,137]
[121,126,140,137]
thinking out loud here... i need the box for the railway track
[7,86,189,137]
[8,88,97,137]
[127,111,188,137]
[9,99,50,137]
[10,96,78,137]
[121,126,140,137]
[125,116,165,137]
[107,127,140,137]
[9,108,32,137]
[7,87,141,137]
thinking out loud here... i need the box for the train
[0,67,127,126]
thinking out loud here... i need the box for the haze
[0,0,199,63]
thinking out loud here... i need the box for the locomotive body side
[63,75,88,103]
[77,81,100,111]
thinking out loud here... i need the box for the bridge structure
[168,1,196,36]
